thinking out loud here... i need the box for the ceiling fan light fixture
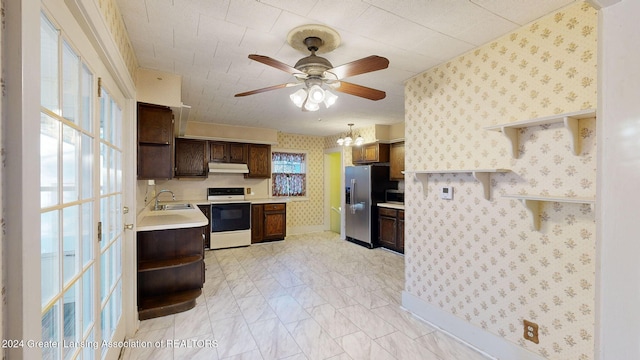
[307,84,325,103]
[290,88,307,108]
[304,100,320,111]
[323,90,338,108]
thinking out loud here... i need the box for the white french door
[40,10,126,360]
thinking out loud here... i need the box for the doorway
[324,148,343,236]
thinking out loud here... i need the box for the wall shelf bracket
[408,169,510,200]
[503,194,596,231]
[484,109,596,159]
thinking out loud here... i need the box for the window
[272,151,306,197]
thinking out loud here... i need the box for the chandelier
[290,79,338,112]
[337,123,364,146]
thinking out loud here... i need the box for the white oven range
[207,187,251,249]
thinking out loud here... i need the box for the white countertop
[136,202,208,232]
[180,197,290,205]
[378,202,405,210]
[136,198,290,232]
[247,197,290,204]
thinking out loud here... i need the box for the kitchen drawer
[264,203,285,211]
[378,207,397,217]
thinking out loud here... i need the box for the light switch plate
[441,186,453,200]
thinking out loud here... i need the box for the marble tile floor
[121,232,492,360]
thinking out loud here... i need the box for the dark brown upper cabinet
[137,102,174,179]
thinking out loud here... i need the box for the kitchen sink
[154,203,194,211]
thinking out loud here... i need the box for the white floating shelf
[503,194,596,231]
[408,169,510,200]
[484,109,596,158]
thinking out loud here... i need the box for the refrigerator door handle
[349,178,365,214]
[350,178,357,214]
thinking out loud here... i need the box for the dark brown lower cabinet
[251,203,286,243]
[378,207,404,254]
[137,226,205,320]
[197,204,211,249]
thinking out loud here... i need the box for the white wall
[596,0,640,358]
[136,68,182,107]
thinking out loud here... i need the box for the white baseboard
[402,291,545,360]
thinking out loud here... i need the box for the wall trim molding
[402,291,546,360]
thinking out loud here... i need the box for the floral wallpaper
[404,3,597,360]
[276,133,324,230]
[97,0,137,81]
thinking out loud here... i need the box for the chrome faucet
[153,189,175,210]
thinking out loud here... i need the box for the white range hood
[208,162,249,174]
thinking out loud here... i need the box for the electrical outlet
[246,187,252,194]
[523,320,539,344]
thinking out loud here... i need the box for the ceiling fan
[234,25,389,111]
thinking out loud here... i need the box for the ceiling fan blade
[234,83,300,97]
[333,81,386,101]
[326,55,389,79]
[248,54,302,76]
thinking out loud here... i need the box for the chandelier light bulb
[354,135,364,146]
[343,136,353,146]
[337,138,344,145]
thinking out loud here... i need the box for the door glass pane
[100,143,108,196]
[62,41,80,124]
[42,210,60,306]
[41,14,59,113]
[81,65,93,132]
[83,329,95,360]
[110,147,117,194]
[100,197,109,250]
[100,92,109,142]
[42,301,60,360]
[41,114,59,208]
[109,195,117,242]
[82,202,94,266]
[63,282,79,360]
[115,150,122,193]
[112,101,121,148]
[81,134,93,200]
[63,205,79,285]
[100,248,109,302]
[62,124,79,203]
[82,266,94,334]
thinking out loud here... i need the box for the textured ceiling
[116,0,576,136]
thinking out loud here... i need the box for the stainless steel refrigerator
[345,165,397,248]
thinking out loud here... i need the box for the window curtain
[272,152,306,196]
